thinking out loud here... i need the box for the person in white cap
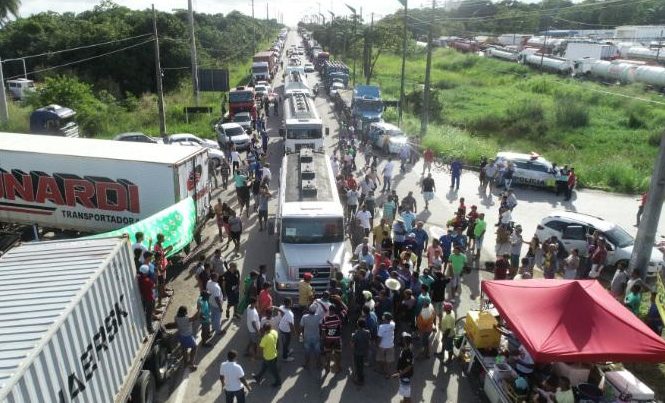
[393,332,414,403]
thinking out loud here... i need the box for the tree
[365,16,403,84]
[0,0,20,25]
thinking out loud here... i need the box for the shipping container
[0,132,210,235]
[564,42,618,61]
[0,237,161,403]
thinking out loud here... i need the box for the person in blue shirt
[401,208,416,233]
[410,221,429,270]
[451,226,467,253]
[438,229,454,271]
[450,159,463,190]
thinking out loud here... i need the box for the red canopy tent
[481,280,665,363]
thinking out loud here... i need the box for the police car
[494,151,556,189]
[367,122,409,154]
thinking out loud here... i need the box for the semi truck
[271,149,351,298]
[0,132,211,238]
[29,104,80,137]
[336,85,384,134]
[252,51,276,82]
[0,236,176,403]
[321,61,350,91]
[227,86,257,120]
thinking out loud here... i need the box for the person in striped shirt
[320,304,343,374]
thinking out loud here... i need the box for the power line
[1,33,153,63]
[5,38,155,80]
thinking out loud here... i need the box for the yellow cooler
[465,310,500,349]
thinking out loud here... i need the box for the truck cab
[251,62,270,83]
[273,149,351,297]
[29,104,80,137]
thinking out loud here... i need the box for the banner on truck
[85,197,196,257]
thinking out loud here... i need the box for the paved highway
[157,31,665,403]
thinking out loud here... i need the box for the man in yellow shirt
[372,218,391,249]
[437,303,456,363]
[297,273,315,339]
[253,324,281,387]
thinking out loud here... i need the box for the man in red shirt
[258,282,273,316]
[637,192,648,227]
[564,168,576,201]
[494,254,510,280]
[138,265,156,333]
[422,148,434,175]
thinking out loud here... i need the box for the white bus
[281,92,326,153]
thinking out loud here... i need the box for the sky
[17,0,412,26]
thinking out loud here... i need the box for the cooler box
[604,370,655,402]
[465,310,500,349]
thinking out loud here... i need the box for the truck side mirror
[279,128,285,137]
[325,127,330,136]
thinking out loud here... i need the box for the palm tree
[0,0,20,24]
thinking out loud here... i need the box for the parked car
[367,122,409,154]
[232,112,253,133]
[494,152,555,189]
[113,132,162,144]
[171,140,225,168]
[254,84,270,99]
[215,122,251,151]
[304,63,315,73]
[166,133,223,166]
[329,82,345,96]
[535,210,664,278]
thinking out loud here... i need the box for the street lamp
[397,0,408,127]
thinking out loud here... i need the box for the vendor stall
[459,280,665,403]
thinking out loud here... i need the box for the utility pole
[187,0,199,106]
[266,3,269,21]
[421,0,435,137]
[365,12,374,84]
[252,0,256,55]
[656,30,663,63]
[540,22,549,71]
[152,5,167,136]
[630,131,665,281]
[398,0,408,127]
[346,4,357,87]
[0,57,8,124]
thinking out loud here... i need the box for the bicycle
[433,153,453,173]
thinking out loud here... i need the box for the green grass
[368,48,665,193]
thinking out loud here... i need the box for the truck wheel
[148,343,169,384]
[131,370,155,403]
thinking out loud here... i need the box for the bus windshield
[281,217,344,244]
[286,127,322,139]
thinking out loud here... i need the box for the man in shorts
[376,312,396,378]
[421,173,436,210]
[438,302,456,363]
[393,332,414,403]
[257,185,272,231]
[473,213,487,259]
[321,304,343,374]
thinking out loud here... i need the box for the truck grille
[298,267,331,292]
[295,143,315,151]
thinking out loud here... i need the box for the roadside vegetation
[372,48,664,193]
[0,2,278,139]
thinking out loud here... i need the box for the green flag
[84,197,196,258]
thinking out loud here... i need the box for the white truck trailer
[0,132,211,238]
[0,236,173,403]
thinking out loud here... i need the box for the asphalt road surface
[156,31,665,403]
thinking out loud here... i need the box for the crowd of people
[135,41,662,403]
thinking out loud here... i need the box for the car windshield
[234,115,251,122]
[229,91,254,103]
[604,226,634,248]
[226,126,245,137]
[287,127,322,139]
[255,86,267,92]
[281,217,344,243]
[252,66,269,73]
[386,129,405,137]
